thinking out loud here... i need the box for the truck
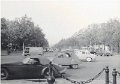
[23,47,43,56]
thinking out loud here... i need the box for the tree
[1,15,49,50]
[54,18,120,53]
[1,18,9,49]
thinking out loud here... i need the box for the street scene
[1,52,120,84]
[1,0,120,84]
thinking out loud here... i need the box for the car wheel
[1,68,9,80]
[71,64,78,69]
[43,68,49,77]
[86,57,92,62]
[43,68,55,78]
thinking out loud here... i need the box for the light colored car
[52,51,81,69]
[74,50,96,62]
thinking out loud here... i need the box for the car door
[75,51,86,60]
[74,50,82,59]
[16,58,44,78]
[23,64,44,78]
[61,53,72,65]
[9,63,31,78]
[81,51,87,59]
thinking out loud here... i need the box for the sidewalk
[1,78,120,84]
[55,78,120,84]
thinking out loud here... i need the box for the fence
[46,62,120,84]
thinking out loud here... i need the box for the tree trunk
[117,41,119,53]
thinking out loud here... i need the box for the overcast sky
[1,0,120,46]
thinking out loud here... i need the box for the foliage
[54,19,120,53]
[1,16,49,50]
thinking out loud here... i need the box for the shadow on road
[26,79,46,82]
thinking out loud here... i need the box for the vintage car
[1,56,66,80]
[52,51,81,69]
[74,50,96,62]
[96,50,113,56]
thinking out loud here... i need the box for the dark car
[1,56,66,80]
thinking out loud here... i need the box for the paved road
[66,55,120,79]
[1,53,120,84]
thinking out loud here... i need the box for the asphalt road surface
[1,53,120,84]
[66,55,120,79]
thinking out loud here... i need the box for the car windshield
[22,56,51,65]
[22,57,30,64]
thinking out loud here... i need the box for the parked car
[104,51,113,56]
[74,50,96,62]
[1,56,66,80]
[96,50,113,56]
[90,51,96,54]
[52,51,81,69]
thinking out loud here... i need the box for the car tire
[72,64,78,69]
[43,68,55,78]
[86,57,92,62]
[1,68,9,80]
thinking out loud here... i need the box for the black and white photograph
[1,0,120,84]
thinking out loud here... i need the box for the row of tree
[54,19,120,53]
[1,15,49,50]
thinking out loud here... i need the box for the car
[104,51,113,56]
[52,51,81,69]
[74,50,96,62]
[96,50,113,56]
[1,56,66,80]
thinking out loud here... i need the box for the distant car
[1,56,66,80]
[52,51,81,69]
[90,51,96,54]
[104,51,113,56]
[74,50,96,62]
[96,50,113,56]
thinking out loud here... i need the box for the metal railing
[46,62,120,84]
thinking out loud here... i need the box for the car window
[58,55,64,58]
[65,53,71,58]
[65,54,69,57]
[82,52,85,54]
[24,48,29,53]
[29,58,40,64]
[86,52,90,54]
[22,57,30,64]
[57,53,71,58]
[31,58,40,64]
[74,51,81,55]
[22,58,40,64]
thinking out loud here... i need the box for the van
[23,47,43,56]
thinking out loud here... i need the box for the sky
[1,0,120,46]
